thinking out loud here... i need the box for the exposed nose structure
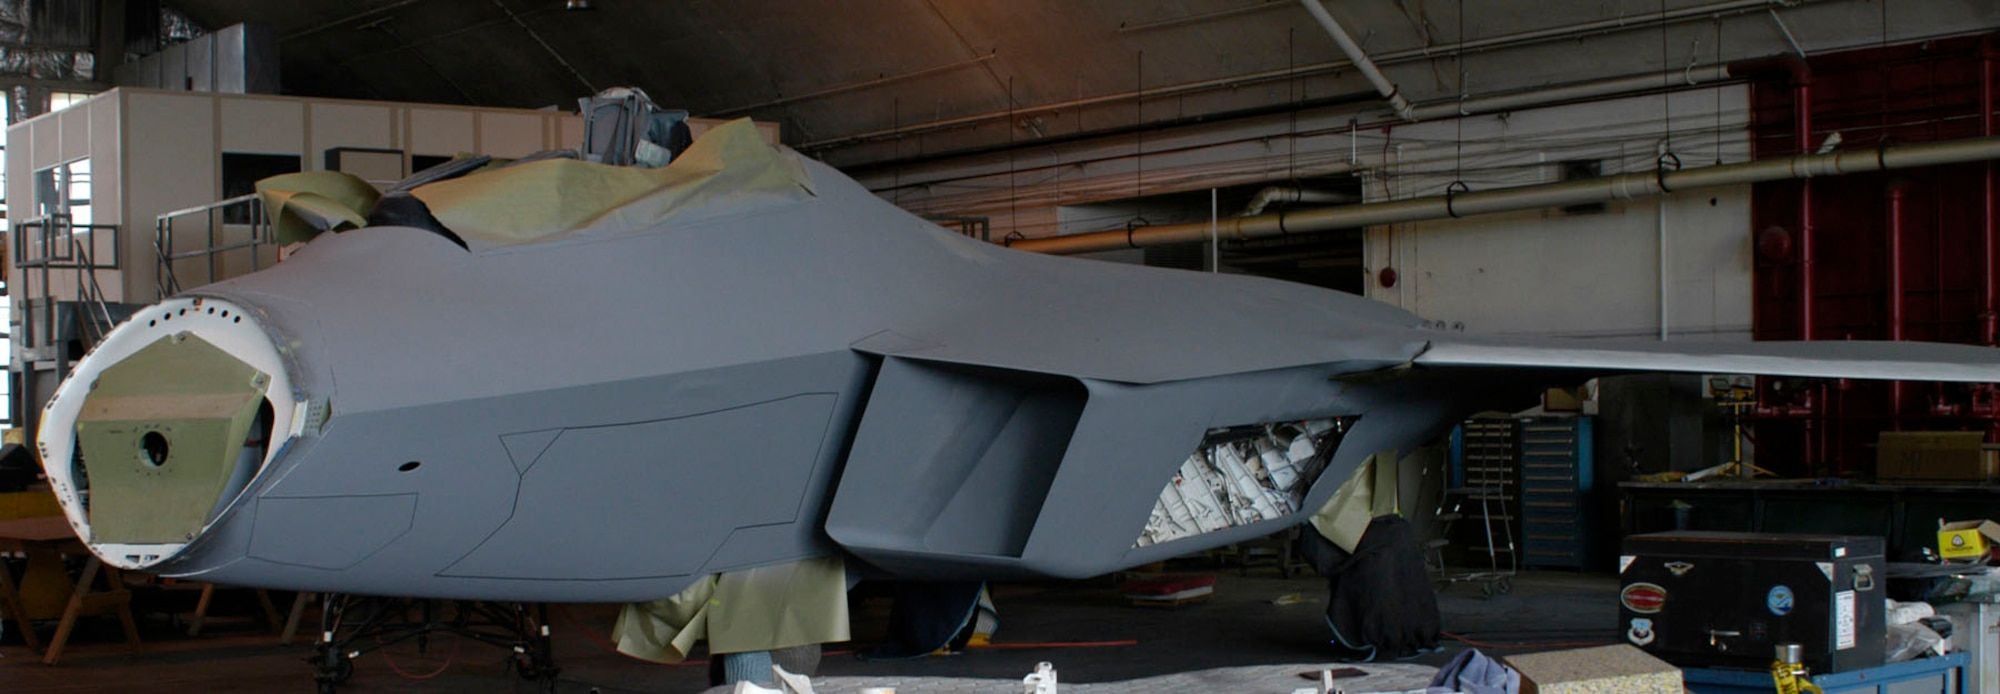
[38,296,303,571]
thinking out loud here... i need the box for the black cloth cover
[366,192,468,249]
[861,581,986,660]
[1297,515,1442,661]
[0,444,34,492]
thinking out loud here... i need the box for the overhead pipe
[1298,0,1417,122]
[1411,65,1734,120]
[1239,187,1359,217]
[1006,135,2000,254]
[875,63,1733,201]
[801,0,1800,151]
[708,53,998,118]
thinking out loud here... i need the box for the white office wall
[89,94,122,225]
[26,111,58,171]
[1361,89,1755,342]
[308,102,396,171]
[56,105,88,161]
[220,98,305,155]
[90,93,125,297]
[555,114,584,150]
[125,90,220,302]
[409,108,476,158]
[1369,191,1753,341]
[477,111,545,159]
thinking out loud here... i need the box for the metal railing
[155,193,275,297]
[14,213,120,349]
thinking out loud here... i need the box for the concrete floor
[1,570,1620,692]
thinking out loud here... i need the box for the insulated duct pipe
[1299,0,1418,122]
[1239,187,1359,216]
[1411,65,1734,120]
[1007,135,2000,255]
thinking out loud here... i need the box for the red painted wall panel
[1749,36,2000,476]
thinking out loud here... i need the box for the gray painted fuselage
[62,156,2000,602]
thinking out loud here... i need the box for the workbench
[1620,480,2000,559]
[1683,652,1967,694]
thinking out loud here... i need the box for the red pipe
[1982,34,1998,345]
[1888,183,1909,426]
[1734,56,1816,341]
[1734,55,1819,469]
[1795,79,1815,342]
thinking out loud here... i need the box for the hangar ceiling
[153,0,2000,167]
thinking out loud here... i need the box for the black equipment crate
[1618,531,1884,674]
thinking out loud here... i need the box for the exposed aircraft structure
[35,119,2000,602]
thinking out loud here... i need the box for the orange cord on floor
[969,639,1140,650]
[553,604,626,655]
[376,633,463,680]
[548,604,1137,666]
[1440,631,1610,650]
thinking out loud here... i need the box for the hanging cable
[1134,50,1145,226]
[1288,27,1299,183]
[1714,18,1724,165]
[1659,0,1672,152]
[1008,75,1018,238]
[1453,0,1466,186]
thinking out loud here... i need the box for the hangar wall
[1363,89,1754,341]
[863,87,1758,342]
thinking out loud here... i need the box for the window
[29,159,93,267]
[0,143,9,233]
[47,91,89,113]
[34,159,90,226]
[221,153,302,224]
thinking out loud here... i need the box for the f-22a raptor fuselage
[35,122,2000,602]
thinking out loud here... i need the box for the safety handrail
[13,214,122,346]
[154,193,272,297]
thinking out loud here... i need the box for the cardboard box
[1876,431,1998,482]
[1543,387,1584,412]
[1939,519,2000,560]
[1505,644,1682,694]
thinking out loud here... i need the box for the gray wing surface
[1416,335,2000,382]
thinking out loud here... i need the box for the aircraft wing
[1415,335,2000,382]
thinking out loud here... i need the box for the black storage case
[1617,531,1884,673]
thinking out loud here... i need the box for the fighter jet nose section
[39,297,303,571]
[73,332,272,544]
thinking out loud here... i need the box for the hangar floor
[1,570,1618,692]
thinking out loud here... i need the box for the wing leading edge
[1415,335,2000,383]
